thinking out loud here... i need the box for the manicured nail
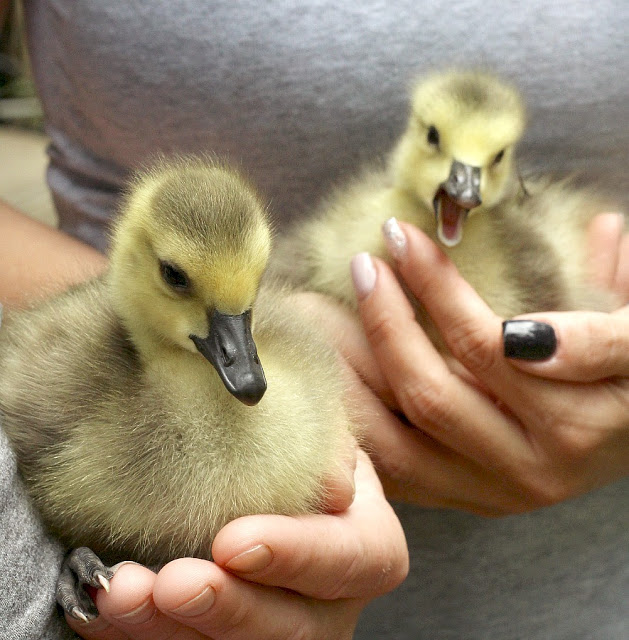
[170,585,216,617]
[225,544,273,574]
[600,211,625,233]
[351,252,376,300]
[502,320,557,360]
[112,597,156,624]
[382,217,407,260]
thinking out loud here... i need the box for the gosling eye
[427,125,440,148]
[159,260,190,291]
[493,149,505,165]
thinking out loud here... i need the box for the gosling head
[392,70,526,247]
[109,156,272,406]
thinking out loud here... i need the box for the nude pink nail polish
[351,252,376,300]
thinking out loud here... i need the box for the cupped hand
[337,213,629,516]
[65,448,408,640]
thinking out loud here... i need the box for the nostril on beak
[220,344,235,366]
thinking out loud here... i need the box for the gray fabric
[0,427,77,639]
[357,482,629,639]
[7,0,629,637]
[23,0,629,251]
[0,306,74,637]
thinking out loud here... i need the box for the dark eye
[159,261,190,291]
[427,125,440,147]
[493,149,505,165]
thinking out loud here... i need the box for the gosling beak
[433,160,482,248]
[190,309,267,406]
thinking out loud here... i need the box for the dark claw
[56,547,115,622]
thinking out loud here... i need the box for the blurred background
[1,0,56,227]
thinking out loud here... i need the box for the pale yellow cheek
[178,333,200,353]
[151,297,207,346]
[416,161,451,204]
[481,167,510,208]
[175,314,207,348]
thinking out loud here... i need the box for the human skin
[0,201,107,308]
[345,214,629,515]
[65,451,408,640]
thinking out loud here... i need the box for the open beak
[433,160,482,247]
[190,309,267,406]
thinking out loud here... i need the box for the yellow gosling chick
[271,70,618,339]
[0,156,351,621]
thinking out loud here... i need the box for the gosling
[0,156,351,621]
[271,70,617,329]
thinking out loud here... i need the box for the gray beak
[442,160,482,209]
[190,309,267,406]
[432,160,483,247]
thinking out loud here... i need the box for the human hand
[341,214,629,516]
[585,211,629,300]
[65,449,408,640]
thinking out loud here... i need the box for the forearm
[0,200,107,308]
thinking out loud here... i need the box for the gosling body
[0,158,350,568]
[272,71,616,331]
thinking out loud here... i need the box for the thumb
[320,431,358,513]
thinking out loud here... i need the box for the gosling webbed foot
[56,547,114,622]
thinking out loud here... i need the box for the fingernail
[601,211,625,233]
[502,320,557,360]
[382,217,407,260]
[109,560,142,574]
[112,597,156,624]
[225,544,273,573]
[170,585,216,617]
[351,252,376,300]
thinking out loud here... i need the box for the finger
[66,614,130,640]
[375,221,610,428]
[614,230,629,302]
[586,212,623,290]
[211,449,409,600]
[319,425,357,513]
[154,557,362,640]
[341,364,544,516]
[351,249,532,471]
[377,219,539,403]
[505,311,629,381]
[381,222,629,436]
[91,564,203,640]
[501,311,629,468]
[379,220,512,380]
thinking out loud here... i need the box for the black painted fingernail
[502,320,557,360]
